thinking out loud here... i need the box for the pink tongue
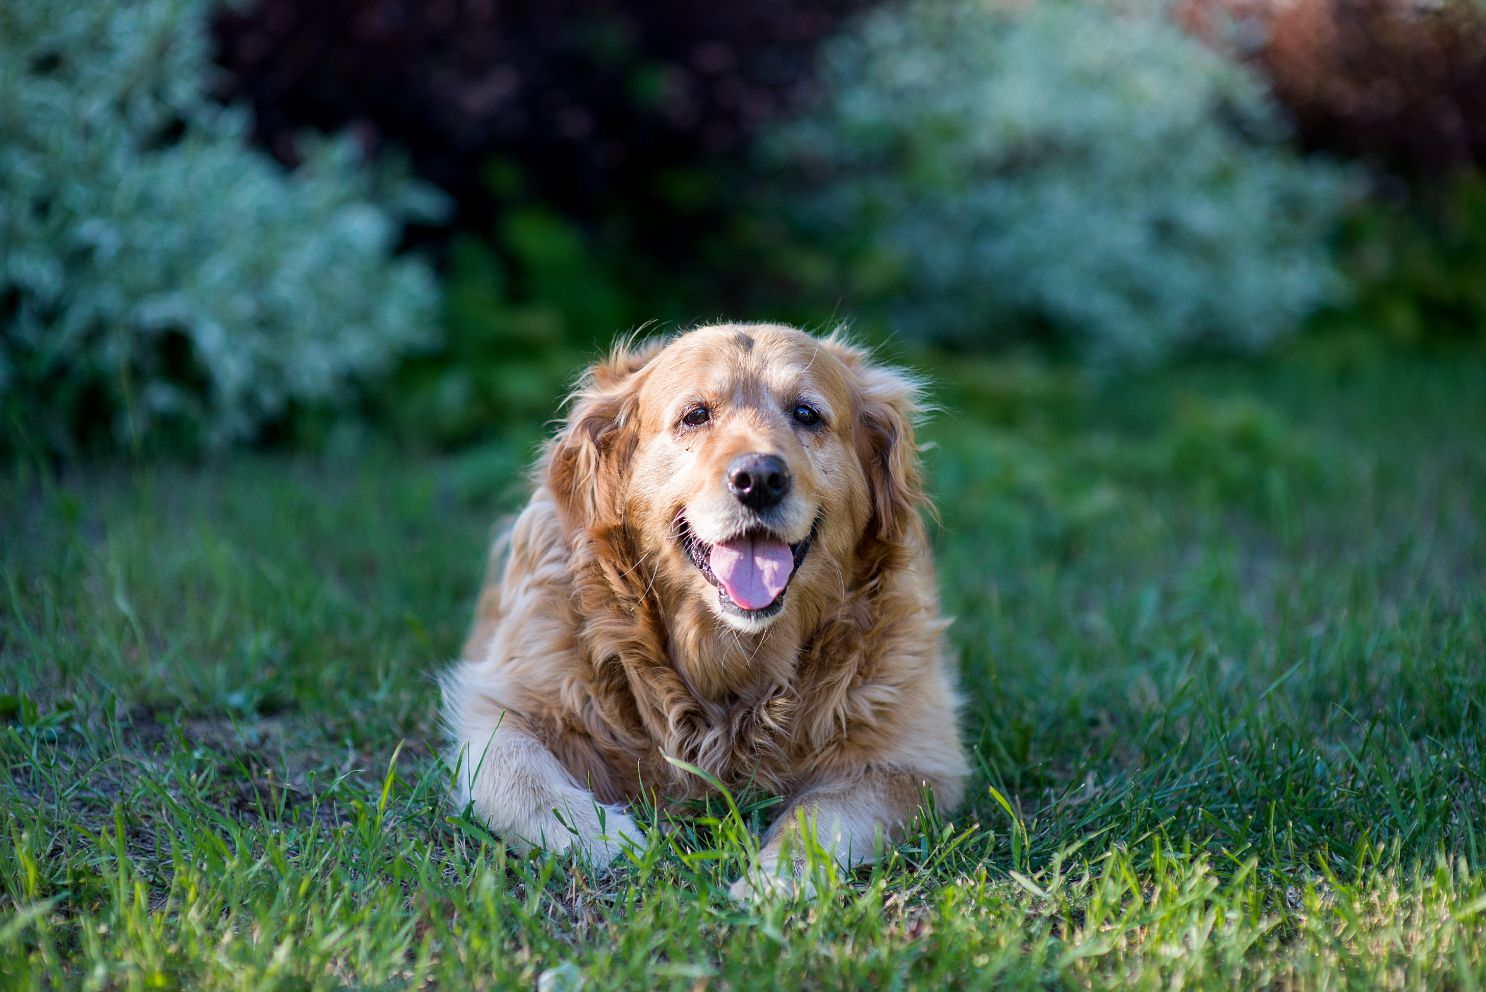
[709,535,795,611]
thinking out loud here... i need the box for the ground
[2,350,1484,989]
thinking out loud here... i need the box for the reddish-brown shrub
[1253,0,1486,178]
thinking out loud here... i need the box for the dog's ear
[822,333,929,546]
[545,338,664,532]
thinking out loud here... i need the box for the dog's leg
[728,769,944,901]
[447,678,641,865]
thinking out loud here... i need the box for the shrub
[388,216,642,447]
[0,0,440,453]
[1253,0,1486,179]
[1319,171,1486,350]
[771,0,1354,366]
[212,0,875,255]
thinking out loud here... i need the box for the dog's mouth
[678,517,817,620]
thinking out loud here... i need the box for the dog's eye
[792,403,821,427]
[681,406,711,428]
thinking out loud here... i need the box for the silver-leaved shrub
[772,0,1354,365]
[0,0,440,450]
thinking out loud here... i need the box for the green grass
[3,351,1484,989]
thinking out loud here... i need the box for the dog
[442,323,967,898]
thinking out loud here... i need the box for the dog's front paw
[559,805,644,867]
[727,856,815,904]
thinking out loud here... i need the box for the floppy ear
[822,333,930,546]
[545,338,664,532]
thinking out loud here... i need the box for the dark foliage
[1316,170,1486,350]
[1257,0,1486,178]
[213,0,874,252]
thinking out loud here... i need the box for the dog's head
[547,323,926,634]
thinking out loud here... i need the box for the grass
[2,349,1484,989]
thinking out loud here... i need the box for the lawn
[3,350,1484,989]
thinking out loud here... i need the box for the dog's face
[628,326,873,633]
[548,324,923,634]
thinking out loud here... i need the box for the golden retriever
[442,322,967,898]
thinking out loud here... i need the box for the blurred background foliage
[3,0,1485,454]
[768,0,1354,364]
[0,0,441,454]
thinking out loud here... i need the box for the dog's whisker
[617,548,655,582]
[636,554,664,603]
[743,626,770,666]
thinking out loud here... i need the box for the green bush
[770,0,1355,366]
[388,208,647,448]
[387,189,738,447]
[1324,172,1486,350]
[0,0,440,453]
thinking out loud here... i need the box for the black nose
[726,453,790,510]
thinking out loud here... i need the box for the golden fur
[442,323,967,896]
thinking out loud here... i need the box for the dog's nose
[726,453,790,510]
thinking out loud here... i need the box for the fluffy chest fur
[468,489,944,807]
